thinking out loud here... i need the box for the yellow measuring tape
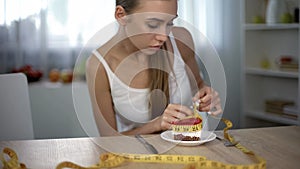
[1,118,266,169]
[172,104,203,133]
[172,123,202,132]
[54,118,266,169]
[0,147,26,169]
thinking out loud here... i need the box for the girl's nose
[155,33,168,42]
[154,24,172,42]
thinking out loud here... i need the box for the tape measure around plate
[1,118,266,169]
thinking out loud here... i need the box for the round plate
[160,130,216,146]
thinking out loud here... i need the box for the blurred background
[1,0,298,139]
[0,0,115,75]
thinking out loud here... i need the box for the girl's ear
[115,5,127,26]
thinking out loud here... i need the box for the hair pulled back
[116,0,140,14]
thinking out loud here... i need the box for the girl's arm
[172,27,205,91]
[86,55,119,136]
[172,27,222,115]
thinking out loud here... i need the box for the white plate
[160,130,216,146]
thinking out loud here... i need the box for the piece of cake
[172,101,203,141]
[172,116,202,141]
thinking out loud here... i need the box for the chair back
[0,73,34,140]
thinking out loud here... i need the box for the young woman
[86,0,222,136]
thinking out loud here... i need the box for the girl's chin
[140,48,161,55]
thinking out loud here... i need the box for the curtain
[0,0,115,75]
[0,0,232,73]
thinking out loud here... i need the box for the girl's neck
[109,30,150,65]
[113,29,139,57]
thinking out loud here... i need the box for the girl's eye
[147,22,173,29]
[147,23,160,29]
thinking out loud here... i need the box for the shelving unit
[241,0,300,127]
[246,67,298,78]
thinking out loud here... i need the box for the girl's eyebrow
[146,15,178,22]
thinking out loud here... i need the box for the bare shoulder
[171,26,194,47]
[171,27,195,62]
[86,54,101,73]
[172,26,192,37]
[86,54,107,83]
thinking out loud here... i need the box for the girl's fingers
[193,87,216,106]
[166,104,194,117]
[160,104,195,130]
[160,112,180,130]
[199,97,211,108]
[198,92,222,114]
[200,89,218,103]
[210,104,223,116]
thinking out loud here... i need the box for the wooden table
[0,126,299,169]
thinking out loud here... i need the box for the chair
[0,73,34,140]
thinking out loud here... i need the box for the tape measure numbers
[55,153,266,169]
[172,123,202,132]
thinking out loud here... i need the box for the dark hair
[116,0,140,14]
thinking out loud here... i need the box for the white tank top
[93,35,193,132]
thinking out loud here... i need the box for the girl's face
[124,0,178,55]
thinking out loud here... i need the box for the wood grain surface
[0,126,299,169]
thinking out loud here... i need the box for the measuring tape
[54,118,266,169]
[172,123,202,132]
[0,147,26,169]
[1,118,266,169]
[172,106,203,133]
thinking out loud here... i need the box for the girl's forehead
[132,0,177,16]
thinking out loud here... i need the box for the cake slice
[172,116,202,141]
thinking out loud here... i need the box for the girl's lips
[149,45,162,50]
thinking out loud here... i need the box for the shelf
[245,67,299,79]
[246,110,299,125]
[241,0,300,128]
[244,24,299,30]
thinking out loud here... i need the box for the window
[0,0,115,74]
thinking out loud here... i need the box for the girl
[86,0,222,136]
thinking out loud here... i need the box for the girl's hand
[159,104,194,131]
[192,86,222,116]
